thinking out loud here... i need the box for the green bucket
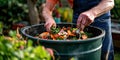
[21,23,105,60]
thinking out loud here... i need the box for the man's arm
[77,0,114,31]
[88,0,114,18]
[42,0,58,21]
[42,0,58,31]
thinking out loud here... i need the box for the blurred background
[0,0,120,60]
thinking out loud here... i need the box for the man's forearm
[42,0,58,21]
[88,0,114,18]
[42,7,53,21]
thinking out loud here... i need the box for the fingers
[52,23,56,28]
[45,22,56,32]
[80,16,86,31]
[77,15,82,28]
[77,15,86,31]
[77,14,92,31]
[80,22,85,31]
[45,22,51,32]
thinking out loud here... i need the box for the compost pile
[35,27,92,40]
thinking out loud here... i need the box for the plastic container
[21,23,105,60]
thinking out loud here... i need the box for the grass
[115,53,120,60]
[114,48,120,60]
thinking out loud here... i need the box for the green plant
[111,0,120,20]
[0,0,28,29]
[0,29,51,60]
[0,22,3,34]
[57,7,73,22]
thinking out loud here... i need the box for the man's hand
[77,11,95,31]
[77,0,114,31]
[44,18,56,32]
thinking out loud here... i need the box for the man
[42,0,114,60]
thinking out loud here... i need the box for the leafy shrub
[0,0,28,29]
[111,0,120,20]
[0,35,51,60]
[0,23,51,60]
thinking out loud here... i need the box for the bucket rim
[21,23,105,43]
